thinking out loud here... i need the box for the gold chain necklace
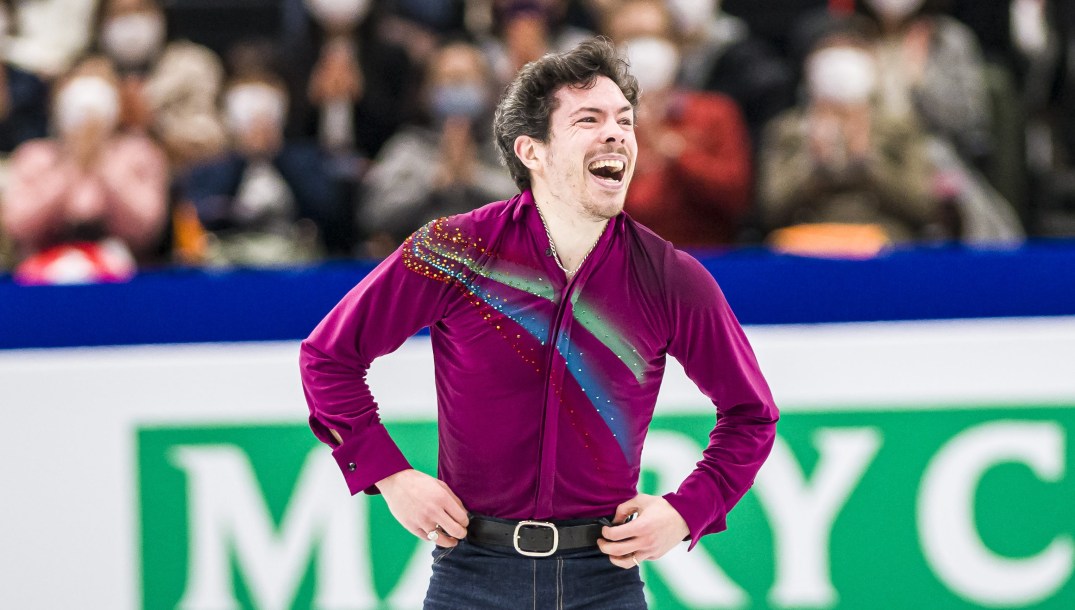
[535,204,605,278]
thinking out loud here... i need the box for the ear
[513,134,544,173]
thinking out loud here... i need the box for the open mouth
[587,159,626,183]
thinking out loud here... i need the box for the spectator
[358,41,516,255]
[0,0,49,160]
[143,42,229,170]
[0,0,53,272]
[757,28,940,256]
[482,1,597,85]
[1,57,169,283]
[603,0,753,247]
[1002,0,1075,235]
[96,0,228,170]
[857,0,994,168]
[3,0,97,79]
[304,0,372,155]
[669,0,795,148]
[182,71,344,266]
[296,0,417,160]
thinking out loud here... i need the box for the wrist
[376,468,412,493]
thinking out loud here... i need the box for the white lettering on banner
[918,421,1073,606]
[754,428,882,608]
[641,431,749,608]
[170,446,374,610]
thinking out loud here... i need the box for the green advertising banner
[138,407,1075,609]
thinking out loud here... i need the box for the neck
[530,185,609,275]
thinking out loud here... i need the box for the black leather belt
[467,514,612,557]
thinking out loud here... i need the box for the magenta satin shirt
[299,190,778,549]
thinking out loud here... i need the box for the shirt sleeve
[299,220,458,495]
[661,251,779,550]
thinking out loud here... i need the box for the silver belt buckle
[513,520,558,557]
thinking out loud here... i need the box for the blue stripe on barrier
[2,241,1074,349]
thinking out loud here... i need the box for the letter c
[918,421,1072,606]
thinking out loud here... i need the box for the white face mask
[1011,0,1048,56]
[865,0,925,23]
[304,0,371,29]
[667,0,717,36]
[56,76,121,134]
[224,83,288,136]
[624,37,680,94]
[101,12,167,68]
[807,46,877,104]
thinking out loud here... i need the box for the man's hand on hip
[597,493,690,569]
[377,469,469,548]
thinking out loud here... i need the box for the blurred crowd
[0,0,1072,283]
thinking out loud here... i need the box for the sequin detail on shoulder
[401,218,484,286]
[402,218,549,371]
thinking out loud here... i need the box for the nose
[600,116,626,144]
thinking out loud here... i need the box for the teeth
[588,159,625,173]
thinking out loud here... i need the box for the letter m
[168,445,372,610]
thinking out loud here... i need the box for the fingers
[602,496,690,565]
[612,503,638,525]
[597,536,637,558]
[433,531,460,548]
[414,525,460,548]
[438,482,471,529]
[385,472,469,543]
[607,552,642,570]
[434,508,468,540]
[430,484,469,539]
[601,518,640,542]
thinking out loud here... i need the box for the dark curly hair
[493,37,640,191]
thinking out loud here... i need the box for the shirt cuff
[663,490,728,551]
[330,423,412,496]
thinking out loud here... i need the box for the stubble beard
[580,190,626,221]
[545,147,630,222]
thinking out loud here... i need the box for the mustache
[586,144,630,161]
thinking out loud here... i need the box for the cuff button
[347,462,356,472]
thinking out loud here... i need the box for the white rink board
[2,316,1075,608]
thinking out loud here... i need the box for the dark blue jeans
[424,539,647,609]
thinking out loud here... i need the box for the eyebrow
[569,105,634,117]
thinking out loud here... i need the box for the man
[300,38,778,609]
[359,41,517,253]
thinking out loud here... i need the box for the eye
[577,116,597,124]
[619,118,633,126]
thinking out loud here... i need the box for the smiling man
[299,37,778,609]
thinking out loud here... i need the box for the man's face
[531,76,638,220]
